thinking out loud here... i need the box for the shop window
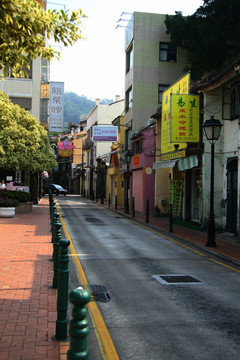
[159,42,177,62]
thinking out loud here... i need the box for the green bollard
[52,221,62,289]
[55,239,70,340]
[67,287,91,360]
[51,208,59,243]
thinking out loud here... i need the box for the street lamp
[203,116,222,247]
[124,150,132,214]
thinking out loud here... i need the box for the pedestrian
[0,180,6,190]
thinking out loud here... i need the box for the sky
[48,0,204,101]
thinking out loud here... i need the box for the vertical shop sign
[49,82,64,132]
[171,94,200,143]
[161,73,190,156]
[169,179,184,217]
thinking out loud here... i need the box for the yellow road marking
[105,207,240,274]
[57,205,119,360]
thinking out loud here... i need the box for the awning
[178,155,198,171]
[153,160,178,169]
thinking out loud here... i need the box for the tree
[165,0,240,79]
[0,0,85,78]
[0,91,57,171]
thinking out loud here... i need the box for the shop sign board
[161,73,189,156]
[49,82,64,132]
[93,126,118,142]
[170,94,200,143]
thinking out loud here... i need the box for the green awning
[178,155,198,171]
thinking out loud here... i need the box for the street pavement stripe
[57,204,120,360]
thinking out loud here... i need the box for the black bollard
[55,239,70,340]
[108,194,111,207]
[67,287,91,360]
[115,195,117,210]
[52,221,62,289]
[169,203,173,232]
[132,197,135,218]
[146,200,149,223]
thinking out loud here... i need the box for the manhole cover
[152,274,202,285]
[89,285,111,302]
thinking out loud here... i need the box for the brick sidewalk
[0,198,61,360]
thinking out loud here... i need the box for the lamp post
[101,160,105,204]
[124,150,132,214]
[203,116,222,247]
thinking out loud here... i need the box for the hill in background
[64,92,113,124]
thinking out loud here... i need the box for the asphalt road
[58,195,240,360]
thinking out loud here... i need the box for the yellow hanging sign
[161,72,189,155]
[171,94,200,143]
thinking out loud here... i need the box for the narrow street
[58,195,240,360]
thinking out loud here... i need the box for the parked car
[50,184,67,196]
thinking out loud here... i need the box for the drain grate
[152,274,202,285]
[89,285,111,302]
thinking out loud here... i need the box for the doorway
[226,157,238,233]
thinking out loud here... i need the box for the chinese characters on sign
[171,94,200,143]
[93,126,118,142]
[161,73,190,156]
[169,179,184,217]
[49,82,64,132]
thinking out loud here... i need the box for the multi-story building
[124,12,188,139]
[83,98,124,200]
[123,12,189,214]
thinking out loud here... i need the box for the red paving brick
[0,197,60,360]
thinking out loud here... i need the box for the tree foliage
[0,0,85,78]
[0,91,57,171]
[165,0,240,79]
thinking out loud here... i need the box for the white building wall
[202,86,240,231]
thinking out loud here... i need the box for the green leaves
[0,0,85,78]
[0,91,57,171]
[165,0,240,79]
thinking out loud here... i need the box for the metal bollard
[169,203,173,232]
[132,197,135,218]
[108,194,111,207]
[51,208,59,243]
[55,239,70,340]
[115,195,117,210]
[67,287,91,360]
[146,200,149,223]
[52,220,62,289]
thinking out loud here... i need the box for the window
[126,45,133,73]
[159,42,177,62]
[126,87,132,112]
[230,84,240,120]
[158,85,169,104]
[133,139,142,155]
[125,129,132,150]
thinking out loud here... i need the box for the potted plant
[0,197,19,218]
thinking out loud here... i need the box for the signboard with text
[161,73,189,156]
[93,126,118,142]
[49,82,64,132]
[170,94,200,143]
